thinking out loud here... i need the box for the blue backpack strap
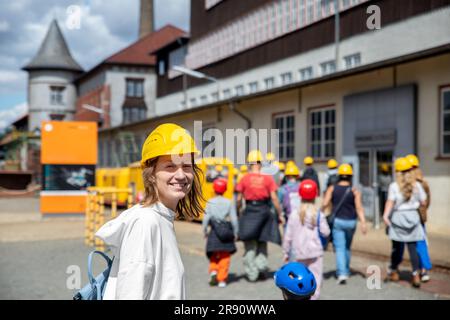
[88,250,113,286]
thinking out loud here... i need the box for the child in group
[282,179,330,300]
[202,178,238,288]
[274,261,317,300]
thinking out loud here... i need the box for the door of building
[357,149,393,228]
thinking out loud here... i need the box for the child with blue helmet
[274,262,317,300]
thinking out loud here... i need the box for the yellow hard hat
[327,159,338,169]
[284,164,300,176]
[380,163,390,173]
[265,152,276,161]
[406,154,420,168]
[240,165,248,173]
[215,164,223,172]
[395,157,413,172]
[233,168,239,176]
[304,156,314,165]
[273,161,285,171]
[247,150,263,163]
[286,160,296,168]
[141,123,199,167]
[338,164,353,176]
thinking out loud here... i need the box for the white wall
[28,70,78,130]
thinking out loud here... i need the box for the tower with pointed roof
[23,19,83,131]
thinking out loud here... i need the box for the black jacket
[238,203,282,245]
[301,167,321,194]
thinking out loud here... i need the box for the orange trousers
[209,251,231,282]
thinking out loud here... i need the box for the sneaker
[337,275,348,285]
[386,269,400,282]
[209,272,218,286]
[420,271,430,283]
[218,281,227,288]
[412,272,421,288]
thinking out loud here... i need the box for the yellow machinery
[195,157,235,221]
[85,186,133,251]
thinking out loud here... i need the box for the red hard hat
[299,179,317,200]
[213,178,227,194]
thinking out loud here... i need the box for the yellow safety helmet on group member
[265,152,276,161]
[338,164,353,176]
[141,123,199,167]
[284,164,300,176]
[215,164,223,172]
[273,161,285,171]
[240,165,248,173]
[395,157,413,172]
[247,150,263,163]
[304,156,314,165]
[406,154,420,168]
[327,159,338,169]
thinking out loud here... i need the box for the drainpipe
[228,101,251,158]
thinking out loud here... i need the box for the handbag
[210,219,235,242]
[73,250,114,300]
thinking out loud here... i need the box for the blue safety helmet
[274,262,317,299]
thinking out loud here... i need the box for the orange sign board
[41,121,97,165]
[40,191,87,214]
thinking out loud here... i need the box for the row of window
[186,53,360,108]
[186,0,368,70]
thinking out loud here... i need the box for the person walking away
[273,161,286,186]
[202,178,238,288]
[383,157,427,288]
[324,159,339,192]
[236,150,283,282]
[322,164,367,284]
[301,157,321,195]
[378,163,392,218]
[95,123,204,299]
[282,179,330,300]
[406,154,432,282]
[278,163,301,230]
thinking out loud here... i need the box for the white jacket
[95,202,185,300]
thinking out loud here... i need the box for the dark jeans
[390,240,420,272]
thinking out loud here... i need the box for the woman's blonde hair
[140,155,204,220]
[395,170,415,201]
[299,199,318,226]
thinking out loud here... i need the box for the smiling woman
[95,123,204,300]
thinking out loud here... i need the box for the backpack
[282,183,301,218]
[73,250,114,300]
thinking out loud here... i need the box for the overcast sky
[0,0,190,129]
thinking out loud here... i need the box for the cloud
[0,102,27,130]
[0,20,10,32]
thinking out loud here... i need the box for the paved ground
[0,197,449,300]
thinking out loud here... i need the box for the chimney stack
[139,0,154,38]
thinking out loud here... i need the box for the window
[50,86,65,105]
[235,85,245,96]
[49,114,65,120]
[200,95,208,104]
[168,46,187,78]
[441,87,450,156]
[299,67,313,81]
[281,72,293,85]
[320,60,336,76]
[344,53,361,69]
[211,92,219,102]
[264,77,275,90]
[123,107,146,124]
[274,113,295,160]
[158,60,165,76]
[309,107,336,159]
[249,81,259,93]
[126,79,144,98]
[223,89,232,99]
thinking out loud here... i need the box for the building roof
[75,24,187,83]
[22,20,83,72]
